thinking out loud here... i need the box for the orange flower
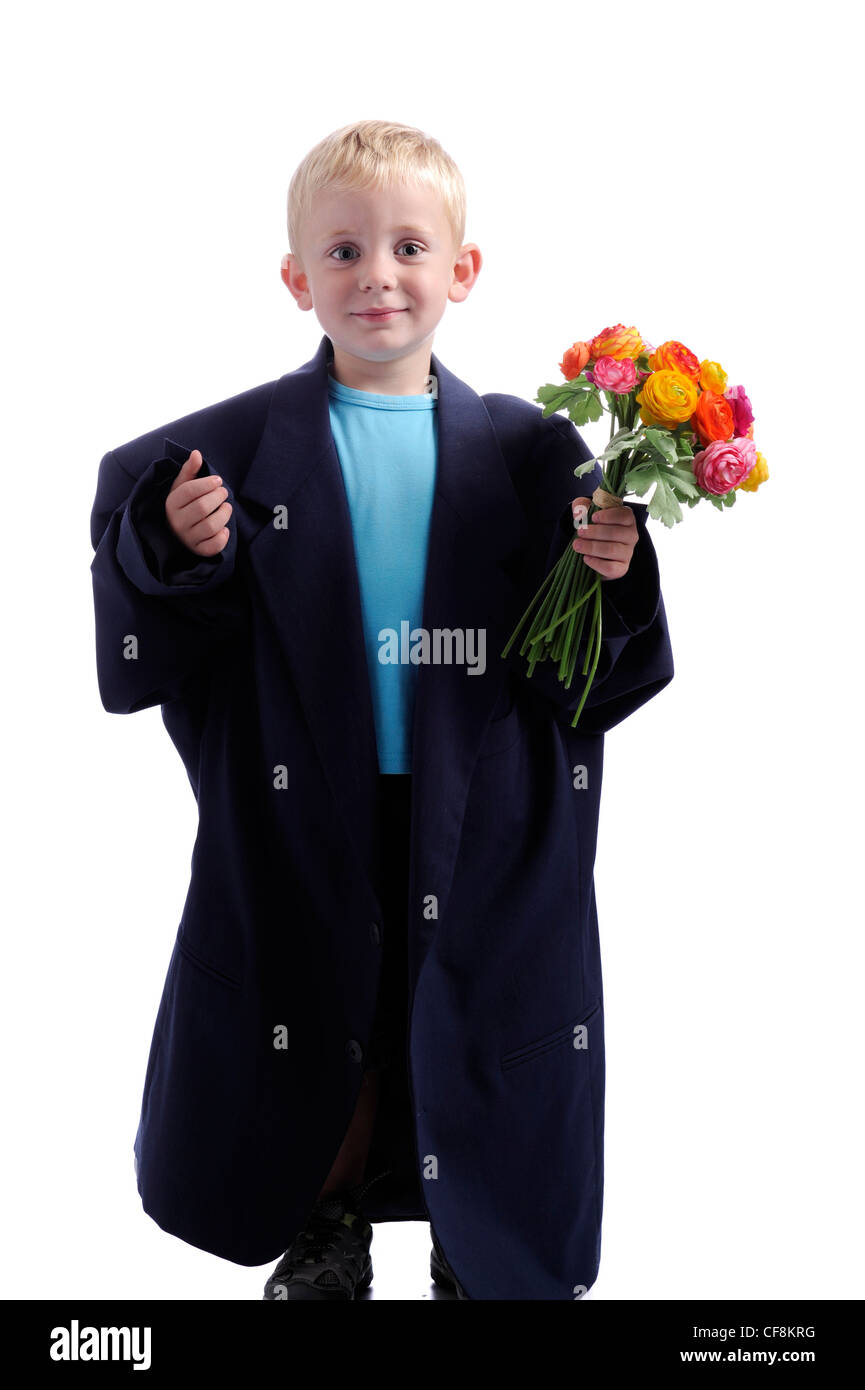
[636,369,700,429]
[559,342,591,379]
[736,451,769,492]
[700,360,728,393]
[649,340,701,381]
[589,324,644,361]
[692,389,736,447]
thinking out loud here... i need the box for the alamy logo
[49,1320,151,1371]
[378,623,486,675]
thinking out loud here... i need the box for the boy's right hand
[165,450,232,556]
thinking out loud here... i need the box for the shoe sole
[263,1254,373,1300]
[430,1242,468,1299]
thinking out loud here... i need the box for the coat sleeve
[504,412,675,735]
[89,443,250,714]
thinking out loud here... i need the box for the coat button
[346,1039,363,1064]
[369,921,382,946]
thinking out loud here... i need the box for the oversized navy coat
[90,332,674,1299]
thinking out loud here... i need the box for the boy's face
[281,181,480,391]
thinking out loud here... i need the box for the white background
[2,0,862,1301]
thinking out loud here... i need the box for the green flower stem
[557,574,593,686]
[562,572,600,686]
[557,547,585,661]
[500,561,559,659]
[532,562,594,644]
[541,549,574,627]
[500,379,640,729]
[567,585,604,728]
[526,549,576,673]
[529,555,598,687]
[550,554,581,674]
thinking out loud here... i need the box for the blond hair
[286,119,466,265]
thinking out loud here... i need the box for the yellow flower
[736,451,769,492]
[636,369,700,429]
[700,359,728,393]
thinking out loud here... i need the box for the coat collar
[225,333,531,946]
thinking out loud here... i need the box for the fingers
[571,496,633,523]
[168,450,224,504]
[573,518,634,557]
[572,534,632,578]
[188,525,231,557]
[165,449,232,554]
[572,498,634,534]
[571,498,636,577]
[572,531,629,563]
[169,485,231,549]
[167,449,205,493]
[185,499,233,549]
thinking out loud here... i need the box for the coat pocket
[175,930,242,990]
[477,681,524,760]
[500,997,600,1073]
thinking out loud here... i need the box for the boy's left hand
[570,497,638,580]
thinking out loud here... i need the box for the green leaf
[611,426,643,446]
[536,384,572,403]
[666,467,701,499]
[534,387,573,415]
[596,428,643,463]
[643,428,679,465]
[627,473,657,498]
[646,473,683,527]
[569,393,603,425]
[574,459,599,478]
[622,465,658,497]
[668,480,700,502]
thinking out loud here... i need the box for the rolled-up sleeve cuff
[116,438,237,596]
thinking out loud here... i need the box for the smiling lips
[354,308,406,319]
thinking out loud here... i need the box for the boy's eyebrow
[319,225,437,243]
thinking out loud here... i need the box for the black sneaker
[263,1170,390,1301]
[430,1225,469,1299]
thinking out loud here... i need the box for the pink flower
[591,355,637,393]
[724,384,755,436]
[693,437,758,495]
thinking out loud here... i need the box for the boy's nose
[359,274,397,293]
[359,257,398,290]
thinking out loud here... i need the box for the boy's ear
[281,253,309,302]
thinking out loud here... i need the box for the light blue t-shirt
[327,371,438,774]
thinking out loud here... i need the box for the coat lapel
[229,333,531,948]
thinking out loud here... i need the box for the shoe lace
[296,1167,394,1265]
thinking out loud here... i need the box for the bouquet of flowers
[501,324,768,729]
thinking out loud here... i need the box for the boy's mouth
[353,309,407,321]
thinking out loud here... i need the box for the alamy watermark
[378,623,486,676]
[50,1321,151,1370]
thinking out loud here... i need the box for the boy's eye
[329,242,424,261]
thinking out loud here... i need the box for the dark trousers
[366,773,412,1072]
[356,773,427,1218]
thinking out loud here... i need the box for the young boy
[90,119,674,1301]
